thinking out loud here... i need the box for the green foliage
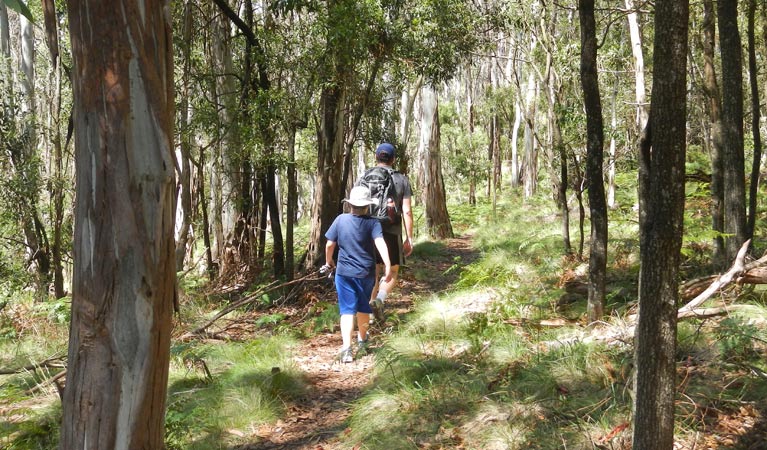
[304,301,339,335]
[32,296,71,324]
[3,0,34,22]
[715,317,762,363]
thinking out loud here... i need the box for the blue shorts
[335,274,375,315]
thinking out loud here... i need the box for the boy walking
[324,186,392,363]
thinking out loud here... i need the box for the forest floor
[235,235,479,450]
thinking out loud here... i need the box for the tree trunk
[418,85,453,239]
[718,0,747,262]
[175,0,194,271]
[198,147,217,279]
[746,0,761,240]
[523,70,538,198]
[16,13,53,301]
[607,80,617,209]
[61,0,176,448]
[579,0,607,323]
[212,0,248,275]
[702,0,725,269]
[632,2,688,449]
[307,84,346,267]
[625,0,648,131]
[511,101,522,188]
[286,125,298,280]
[41,0,67,299]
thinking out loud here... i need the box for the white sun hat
[344,186,377,207]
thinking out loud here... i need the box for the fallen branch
[180,269,327,339]
[677,304,753,319]
[677,240,767,317]
[0,354,66,375]
[24,369,66,398]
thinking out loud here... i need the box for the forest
[1,0,767,448]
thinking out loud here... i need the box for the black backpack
[358,166,400,225]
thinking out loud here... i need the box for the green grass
[338,186,767,449]
[165,337,306,449]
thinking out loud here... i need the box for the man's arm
[374,237,393,282]
[401,197,414,257]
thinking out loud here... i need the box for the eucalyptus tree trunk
[286,124,298,280]
[212,0,249,275]
[746,0,761,240]
[418,85,453,239]
[702,0,725,269]
[546,60,573,255]
[307,84,347,267]
[40,0,67,299]
[539,15,571,255]
[579,0,607,323]
[398,76,422,162]
[61,0,176,447]
[511,100,522,188]
[717,0,747,262]
[396,77,422,178]
[625,0,648,131]
[17,13,52,301]
[522,70,538,198]
[632,2,689,448]
[607,80,617,209]
[175,0,194,271]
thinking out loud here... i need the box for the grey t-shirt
[384,170,412,235]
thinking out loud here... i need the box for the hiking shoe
[339,347,353,363]
[370,297,385,323]
[357,339,369,356]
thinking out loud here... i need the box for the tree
[701,0,725,269]
[632,1,689,448]
[60,0,177,447]
[717,0,747,262]
[418,84,453,239]
[745,0,761,240]
[579,0,607,323]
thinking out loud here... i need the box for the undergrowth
[340,193,767,449]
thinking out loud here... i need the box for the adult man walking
[365,142,414,322]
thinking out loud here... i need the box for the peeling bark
[61,0,176,448]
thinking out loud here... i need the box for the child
[324,186,392,362]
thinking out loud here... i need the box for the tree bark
[419,85,453,239]
[625,0,648,131]
[41,0,67,299]
[175,0,194,271]
[717,0,747,262]
[632,1,689,449]
[61,0,176,448]
[702,0,725,269]
[286,125,298,280]
[579,0,607,323]
[746,0,761,240]
[307,84,347,267]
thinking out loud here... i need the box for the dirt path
[237,235,478,449]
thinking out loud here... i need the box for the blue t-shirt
[325,214,383,278]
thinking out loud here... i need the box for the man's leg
[356,312,370,341]
[372,263,400,300]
